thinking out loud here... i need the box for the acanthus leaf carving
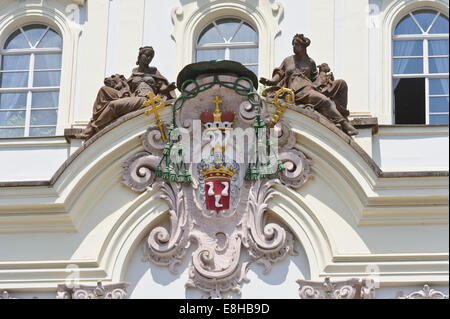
[397,285,449,299]
[56,282,129,299]
[297,277,376,299]
[143,182,192,275]
[243,179,298,275]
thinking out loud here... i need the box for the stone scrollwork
[141,125,169,155]
[142,182,192,275]
[273,120,296,151]
[56,282,129,299]
[122,151,160,193]
[243,179,297,274]
[238,100,267,124]
[278,149,312,189]
[272,120,312,189]
[397,285,449,299]
[297,277,376,299]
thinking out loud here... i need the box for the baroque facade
[0,0,448,299]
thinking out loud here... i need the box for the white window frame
[0,1,83,138]
[378,0,449,125]
[195,17,259,74]
[392,9,449,125]
[0,24,62,137]
[171,0,284,80]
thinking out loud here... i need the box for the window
[196,18,259,75]
[0,24,62,137]
[393,9,449,125]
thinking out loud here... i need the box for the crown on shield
[200,163,237,181]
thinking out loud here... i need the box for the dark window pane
[196,49,225,62]
[429,58,449,74]
[30,109,57,125]
[37,29,62,48]
[198,24,223,45]
[29,127,56,137]
[230,48,258,64]
[393,41,423,57]
[0,72,28,88]
[33,71,61,87]
[216,18,241,41]
[23,24,48,47]
[0,93,27,109]
[4,29,29,49]
[429,40,449,56]
[0,110,26,126]
[429,114,449,125]
[1,55,30,71]
[0,128,24,137]
[430,97,449,113]
[412,10,438,32]
[429,14,449,34]
[393,58,423,74]
[32,91,59,108]
[232,22,258,43]
[430,79,449,95]
[34,54,62,70]
[394,78,425,124]
[394,15,421,35]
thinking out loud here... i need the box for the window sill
[0,136,69,148]
[376,124,449,136]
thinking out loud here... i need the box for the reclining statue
[80,46,176,140]
[260,34,358,136]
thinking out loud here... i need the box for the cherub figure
[79,74,146,140]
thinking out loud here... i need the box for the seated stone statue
[79,46,176,140]
[128,46,176,100]
[260,34,358,136]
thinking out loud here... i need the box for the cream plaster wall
[0,138,69,182]
[373,126,449,172]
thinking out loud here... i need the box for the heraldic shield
[204,178,231,212]
[123,61,312,298]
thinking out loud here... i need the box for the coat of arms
[123,61,311,298]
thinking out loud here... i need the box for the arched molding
[0,0,83,135]
[0,110,447,291]
[105,185,331,283]
[171,0,284,77]
[376,0,449,124]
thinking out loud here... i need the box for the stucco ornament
[297,277,376,299]
[397,285,449,299]
[123,61,311,298]
[1,291,18,299]
[56,282,129,299]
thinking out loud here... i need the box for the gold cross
[212,96,223,110]
[144,92,167,142]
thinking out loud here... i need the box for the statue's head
[104,74,126,88]
[292,34,311,48]
[136,46,155,66]
[318,63,330,73]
